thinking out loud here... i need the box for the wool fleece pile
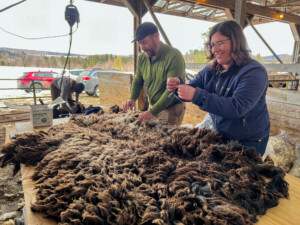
[0,110,288,225]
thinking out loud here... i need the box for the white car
[58,69,85,80]
[185,69,198,82]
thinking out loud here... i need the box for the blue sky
[0,0,295,57]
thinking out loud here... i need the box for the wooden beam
[143,0,172,46]
[122,0,138,17]
[184,5,194,16]
[224,8,234,20]
[268,0,300,7]
[191,0,300,24]
[262,63,300,73]
[162,0,170,11]
[186,62,300,74]
[133,16,141,75]
[234,0,246,27]
[162,2,185,12]
[246,17,283,64]
[290,24,300,64]
[290,23,300,41]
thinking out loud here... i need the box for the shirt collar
[214,61,236,75]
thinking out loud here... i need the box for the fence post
[32,80,37,105]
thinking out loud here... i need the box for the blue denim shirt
[190,60,270,141]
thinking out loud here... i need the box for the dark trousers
[240,135,269,156]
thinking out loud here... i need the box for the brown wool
[0,106,289,224]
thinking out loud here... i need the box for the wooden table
[256,174,300,225]
[21,165,57,225]
[19,166,300,225]
[9,119,69,225]
[8,120,300,225]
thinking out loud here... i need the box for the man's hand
[137,111,154,123]
[177,84,196,101]
[167,77,180,92]
[122,99,135,112]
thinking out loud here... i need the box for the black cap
[132,22,158,42]
[73,83,84,93]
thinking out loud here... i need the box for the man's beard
[144,40,156,58]
[144,49,155,58]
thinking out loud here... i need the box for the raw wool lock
[0,109,289,224]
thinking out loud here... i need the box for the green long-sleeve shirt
[130,43,185,116]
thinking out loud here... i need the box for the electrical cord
[0,0,78,40]
[0,0,26,13]
[60,26,73,90]
[0,25,78,40]
[58,26,74,117]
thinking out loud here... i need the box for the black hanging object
[65,4,80,27]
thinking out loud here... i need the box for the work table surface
[7,120,300,225]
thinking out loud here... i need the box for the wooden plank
[266,88,300,131]
[185,63,207,71]
[98,72,133,109]
[256,174,300,225]
[263,63,300,73]
[21,164,57,225]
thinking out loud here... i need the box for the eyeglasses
[209,39,230,50]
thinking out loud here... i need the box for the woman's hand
[167,77,180,92]
[177,84,196,101]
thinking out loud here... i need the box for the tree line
[0,48,292,72]
[0,51,135,70]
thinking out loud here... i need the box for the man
[51,76,84,114]
[123,22,186,126]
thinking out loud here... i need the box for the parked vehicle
[58,69,85,80]
[185,69,198,82]
[17,71,58,93]
[76,68,102,97]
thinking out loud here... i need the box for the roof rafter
[86,0,300,25]
[186,0,300,24]
[268,0,300,7]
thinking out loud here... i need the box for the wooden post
[142,0,172,46]
[234,0,246,28]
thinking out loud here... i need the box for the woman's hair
[205,20,251,68]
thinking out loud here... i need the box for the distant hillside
[262,54,292,61]
[0,47,86,57]
[0,47,292,70]
[0,48,134,71]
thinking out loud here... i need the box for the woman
[167,20,270,155]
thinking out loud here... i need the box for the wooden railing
[186,63,300,91]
